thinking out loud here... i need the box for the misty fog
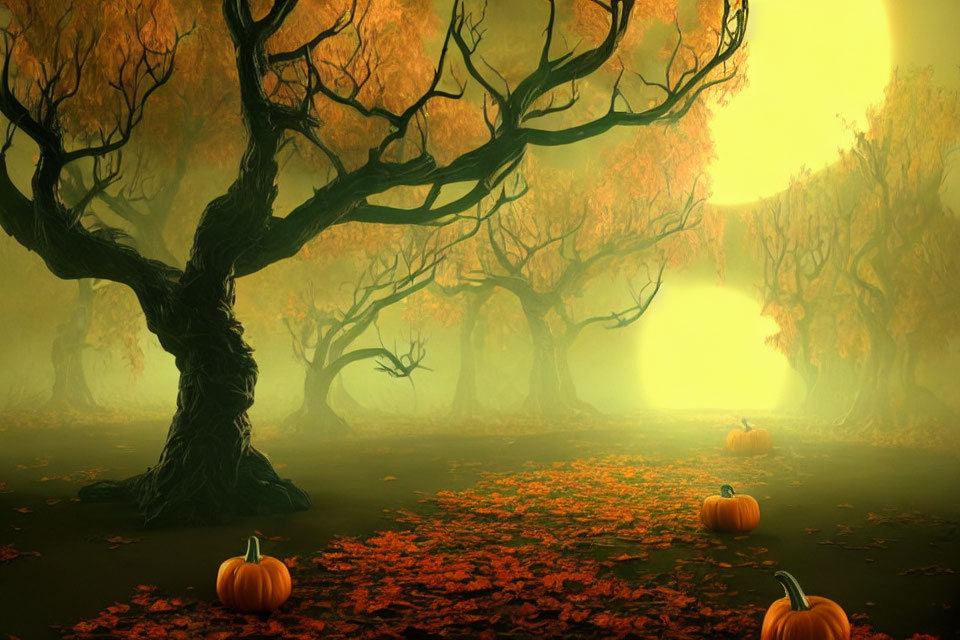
[2,1,959,639]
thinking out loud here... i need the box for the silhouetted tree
[0,0,748,524]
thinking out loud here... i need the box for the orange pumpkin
[700,484,760,532]
[761,571,850,640]
[216,536,291,612]
[725,417,772,454]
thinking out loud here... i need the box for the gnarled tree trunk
[840,329,897,428]
[556,335,599,415]
[81,278,309,525]
[451,287,493,417]
[896,332,953,423]
[286,366,349,436]
[800,357,856,418]
[49,279,98,411]
[522,304,565,415]
[330,376,368,417]
[290,341,421,436]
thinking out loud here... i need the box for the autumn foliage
[748,69,960,425]
[2,0,748,526]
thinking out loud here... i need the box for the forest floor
[0,412,957,639]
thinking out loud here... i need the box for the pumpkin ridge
[266,558,291,609]
[261,569,271,610]
[216,536,292,613]
[811,598,850,638]
[216,557,241,608]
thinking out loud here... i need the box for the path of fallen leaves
[32,452,945,639]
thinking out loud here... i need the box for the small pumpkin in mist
[725,417,772,454]
[700,484,760,532]
[761,570,850,640]
[217,536,291,612]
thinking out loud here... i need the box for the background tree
[430,278,497,417]
[283,233,434,435]
[281,203,511,434]
[837,69,960,426]
[425,194,529,418]
[750,69,960,427]
[0,0,748,525]
[463,158,708,415]
[747,169,854,416]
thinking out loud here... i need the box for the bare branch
[0,4,184,292]
[267,0,356,64]
[373,330,428,378]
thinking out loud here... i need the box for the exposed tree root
[80,447,309,527]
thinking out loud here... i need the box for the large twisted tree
[0,0,747,525]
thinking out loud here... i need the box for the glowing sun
[635,285,799,410]
[707,0,892,205]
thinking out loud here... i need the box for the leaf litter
[52,452,944,639]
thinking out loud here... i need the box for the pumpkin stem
[773,571,811,611]
[720,484,735,498]
[244,536,261,564]
[741,417,752,432]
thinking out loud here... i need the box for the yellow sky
[707,0,892,205]
[633,0,894,411]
